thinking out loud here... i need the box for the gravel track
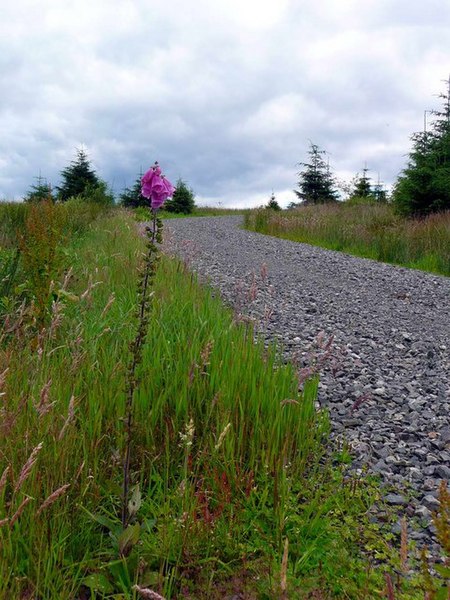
[163,215,450,550]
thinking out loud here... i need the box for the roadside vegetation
[2,199,447,598]
[244,202,450,276]
[247,81,450,277]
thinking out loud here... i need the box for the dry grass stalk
[0,465,10,492]
[214,423,231,451]
[132,585,166,600]
[433,480,450,556]
[281,537,289,593]
[200,340,214,372]
[61,267,73,290]
[34,379,55,416]
[74,460,85,482]
[100,292,116,318]
[58,395,77,440]
[0,367,9,397]
[384,573,395,600]
[0,396,27,437]
[0,517,9,528]
[247,273,258,302]
[48,300,64,338]
[260,262,268,281]
[80,276,102,302]
[9,496,32,528]
[36,484,70,515]
[400,516,408,574]
[14,442,43,493]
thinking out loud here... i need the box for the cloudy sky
[1,0,449,207]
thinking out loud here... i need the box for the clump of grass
[244,203,450,276]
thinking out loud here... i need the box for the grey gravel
[163,215,450,555]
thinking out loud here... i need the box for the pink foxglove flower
[141,162,174,210]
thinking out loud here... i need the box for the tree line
[24,79,450,218]
[24,150,196,214]
[269,79,450,217]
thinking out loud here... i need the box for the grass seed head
[14,442,43,493]
[9,496,32,528]
[36,484,70,516]
[132,585,166,600]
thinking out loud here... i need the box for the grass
[0,202,445,598]
[244,202,450,277]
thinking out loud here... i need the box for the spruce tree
[295,143,338,204]
[164,179,195,214]
[119,174,147,208]
[24,175,53,203]
[267,192,281,210]
[393,79,450,216]
[57,149,101,201]
[351,167,372,199]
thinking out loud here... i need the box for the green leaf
[79,505,121,538]
[118,523,140,556]
[82,573,113,593]
[141,517,157,533]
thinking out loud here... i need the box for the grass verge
[244,203,450,277]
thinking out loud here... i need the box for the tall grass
[244,202,450,276]
[0,206,434,598]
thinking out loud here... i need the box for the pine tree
[56,149,101,201]
[295,143,338,204]
[119,173,147,208]
[372,177,387,203]
[164,179,195,214]
[24,174,54,203]
[351,167,372,199]
[393,78,450,216]
[266,192,281,210]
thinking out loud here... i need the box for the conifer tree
[56,149,101,201]
[164,179,195,214]
[351,167,372,199]
[266,192,281,210]
[24,175,53,203]
[393,78,450,216]
[119,173,147,208]
[295,143,338,204]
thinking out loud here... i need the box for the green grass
[244,202,450,277]
[0,207,433,598]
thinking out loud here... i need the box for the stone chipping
[163,215,450,554]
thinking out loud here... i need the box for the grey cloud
[1,0,449,205]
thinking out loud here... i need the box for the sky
[1,0,449,207]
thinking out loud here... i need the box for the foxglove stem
[122,210,162,528]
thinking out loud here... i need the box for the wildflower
[141,162,175,210]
